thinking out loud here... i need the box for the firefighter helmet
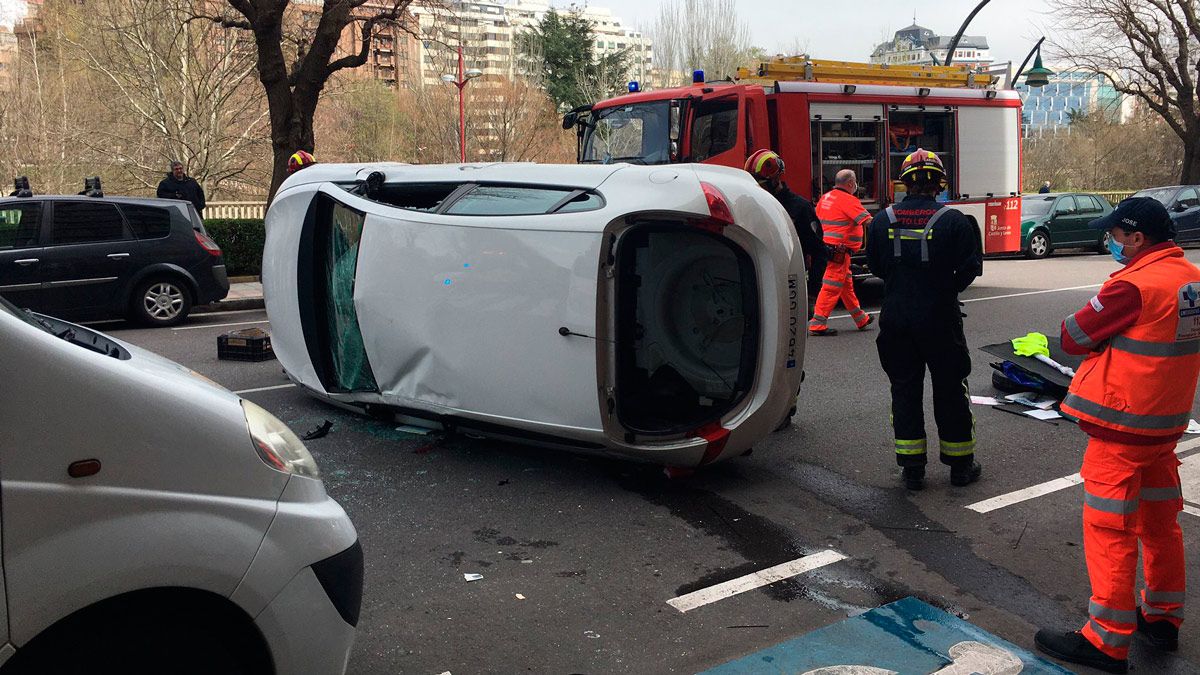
[898,148,946,186]
[288,149,316,175]
[745,149,785,183]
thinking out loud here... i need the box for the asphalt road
[95,249,1200,675]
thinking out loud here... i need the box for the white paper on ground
[970,396,1002,405]
[463,573,483,582]
[1004,392,1057,410]
[1187,419,1200,434]
[1024,409,1062,421]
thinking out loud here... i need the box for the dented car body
[262,162,805,467]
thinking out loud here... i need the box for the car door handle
[106,253,131,260]
[13,258,38,265]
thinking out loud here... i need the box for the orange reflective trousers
[1080,437,1185,660]
[808,255,869,332]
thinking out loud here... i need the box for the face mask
[1108,235,1131,265]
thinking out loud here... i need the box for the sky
[568,0,1056,66]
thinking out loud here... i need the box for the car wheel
[1097,230,1111,254]
[1026,231,1051,259]
[132,277,192,326]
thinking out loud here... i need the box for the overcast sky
[569,0,1056,66]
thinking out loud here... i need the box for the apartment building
[1016,68,1130,138]
[869,20,992,71]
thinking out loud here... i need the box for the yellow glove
[1011,331,1050,358]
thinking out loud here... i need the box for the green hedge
[205,218,264,277]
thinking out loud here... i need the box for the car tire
[1097,230,1111,254]
[131,276,192,326]
[1025,231,1051,259]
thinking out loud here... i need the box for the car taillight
[195,230,222,257]
[700,182,735,230]
[241,400,320,478]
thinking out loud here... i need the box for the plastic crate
[218,327,275,362]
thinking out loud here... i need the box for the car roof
[0,194,193,208]
[280,162,631,192]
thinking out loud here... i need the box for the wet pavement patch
[699,596,1072,674]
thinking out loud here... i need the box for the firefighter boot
[950,462,982,487]
[902,466,924,491]
[1137,610,1179,651]
[809,327,839,336]
[1034,629,1127,673]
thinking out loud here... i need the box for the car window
[359,182,462,212]
[690,97,738,162]
[121,204,173,239]
[1053,198,1077,215]
[1021,197,1054,216]
[444,186,602,216]
[1072,195,1101,214]
[0,202,41,250]
[1177,188,1199,208]
[50,201,128,245]
[556,191,605,213]
[1090,195,1109,212]
[1133,187,1179,206]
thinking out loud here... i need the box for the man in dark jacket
[867,149,983,490]
[745,149,826,314]
[156,161,206,216]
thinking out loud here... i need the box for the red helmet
[744,149,785,183]
[288,149,316,175]
[898,148,946,185]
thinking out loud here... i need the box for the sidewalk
[195,281,264,313]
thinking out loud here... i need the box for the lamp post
[442,46,483,163]
[943,0,991,67]
[1013,38,1054,88]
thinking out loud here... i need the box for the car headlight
[241,399,320,479]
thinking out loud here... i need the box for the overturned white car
[263,162,805,467]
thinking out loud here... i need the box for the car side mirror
[1173,202,1189,212]
[562,112,578,130]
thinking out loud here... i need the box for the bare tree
[62,0,268,198]
[651,0,753,87]
[202,0,438,199]
[1053,0,1200,183]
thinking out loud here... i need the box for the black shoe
[1034,629,1127,673]
[1137,610,1179,651]
[857,315,875,331]
[902,466,925,491]
[950,462,982,487]
[809,327,839,336]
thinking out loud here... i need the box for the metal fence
[1095,191,1136,205]
[206,201,267,220]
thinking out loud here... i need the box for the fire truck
[564,57,1024,257]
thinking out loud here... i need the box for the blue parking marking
[700,597,1071,674]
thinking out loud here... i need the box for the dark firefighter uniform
[774,183,827,308]
[866,193,983,474]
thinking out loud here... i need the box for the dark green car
[1021,192,1114,259]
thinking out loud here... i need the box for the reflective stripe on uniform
[1064,314,1097,348]
[1064,393,1192,431]
[1144,590,1186,603]
[821,219,852,227]
[1087,619,1133,647]
[1084,491,1139,515]
[1141,602,1185,619]
[1141,486,1183,501]
[895,438,928,455]
[854,211,871,224]
[1110,335,1200,357]
[1089,600,1137,624]
[823,279,844,289]
[939,438,976,456]
[888,206,950,261]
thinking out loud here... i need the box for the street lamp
[1013,37,1054,88]
[443,45,483,163]
[943,0,991,67]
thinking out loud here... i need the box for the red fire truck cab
[566,68,1024,256]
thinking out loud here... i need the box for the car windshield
[1133,187,1179,206]
[580,101,671,165]
[1021,197,1055,216]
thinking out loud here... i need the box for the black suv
[0,195,229,326]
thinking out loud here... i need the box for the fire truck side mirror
[562,112,578,130]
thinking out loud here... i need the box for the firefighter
[1034,197,1200,673]
[866,149,982,490]
[288,149,317,174]
[744,149,826,313]
[809,169,873,335]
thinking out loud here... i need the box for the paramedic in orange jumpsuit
[809,169,873,336]
[1036,197,1200,673]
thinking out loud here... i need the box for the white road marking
[172,319,269,331]
[232,383,297,395]
[830,283,1103,321]
[966,436,1200,514]
[194,308,267,317]
[665,549,847,613]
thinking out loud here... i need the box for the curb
[194,298,265,314]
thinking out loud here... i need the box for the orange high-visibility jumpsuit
[809,187,871,332]
[1060,243,1200,661]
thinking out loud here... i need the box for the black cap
[1090,196,1175,239]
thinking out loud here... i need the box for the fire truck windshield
[580,101,672,165]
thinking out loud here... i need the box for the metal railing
[1095,191,1135,205]
[206,201,267,220]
